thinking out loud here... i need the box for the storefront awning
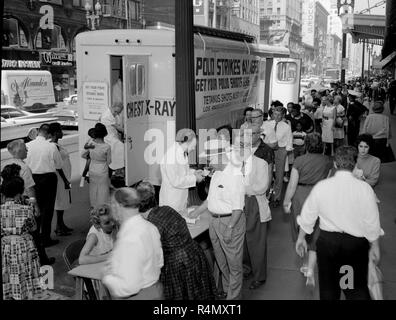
[378,51,396,69]
[343,14,385,46]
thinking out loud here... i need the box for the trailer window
[129,63,145,96]
[137,64,145,95]
[277,62,297,83]
[129,64,137,96]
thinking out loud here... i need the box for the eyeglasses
[250,115,263,119]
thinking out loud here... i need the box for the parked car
[46,108,78,130]
[1,107,57,147]
[63,94,78,105]
[1,105,51,120]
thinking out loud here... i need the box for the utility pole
[337,0,355,83]
[175,0,196,132]
[361,39,366,80]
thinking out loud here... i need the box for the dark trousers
[372,138,387,163]
[243,196,268,282]
[316,230,371,300]
[31,216,49,264]
[347,120,360,147]
[33,173,58,241]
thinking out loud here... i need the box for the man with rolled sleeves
[26,124,70,247]
[189,139,245,300]
[239,124,274,289]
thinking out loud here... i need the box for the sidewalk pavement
[47,115,396,300]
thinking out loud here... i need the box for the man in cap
[189,139,246,300]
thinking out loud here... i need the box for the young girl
[1,173,42,300]
[81,128,96,184]
[79,204,117,265]
[292,122,307,159]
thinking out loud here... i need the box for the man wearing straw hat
[189,139,246,300]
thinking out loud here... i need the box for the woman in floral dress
[1,174,42,300]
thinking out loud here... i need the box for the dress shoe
[215,291,227,300]
[243,272,252,280]
[249,280,266,290]
[271,200,280,208]
[41,257,56,265]
[55,229,72,236]
[42,239,60,248]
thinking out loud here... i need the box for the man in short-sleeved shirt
[190,139,246,300]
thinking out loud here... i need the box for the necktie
[241,161,246,176]
[274,121,279,132]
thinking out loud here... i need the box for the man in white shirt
[3,139,55,265]
[266,106,293,207]
[159,129,204,212]
[26,124,69,247]
[239,124,274,290]
[190,139,246,300]
[103,188,164,299]
[296,146,382,300]
[241,109,278,148]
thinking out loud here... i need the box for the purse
[367,260,384,300]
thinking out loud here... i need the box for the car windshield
[1,108,25,119]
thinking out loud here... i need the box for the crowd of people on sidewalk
[1,75,394,300]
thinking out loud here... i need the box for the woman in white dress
[321,96,337,156]
[82,123,112,208]
[48,123,73,236]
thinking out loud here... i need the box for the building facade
[301,0,329,75]
[326,34,341,69]
[2,0,142,101]
[230,0,260,40]
[259,0,303,57]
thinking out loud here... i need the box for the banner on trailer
[82,82,109,120]
[194,49,260,120]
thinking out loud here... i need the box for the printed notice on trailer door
[82,82,109,120]
[195,50,260,119]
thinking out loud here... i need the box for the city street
[45,112,396,300]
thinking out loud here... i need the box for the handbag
[367,260,384,300]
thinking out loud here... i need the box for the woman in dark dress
[135,181,217,300]
[283,133,333,286]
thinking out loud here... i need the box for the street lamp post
[337,0,355,83]
[85,1,102,31]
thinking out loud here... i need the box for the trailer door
[270,58,301,105]
[123,56,149,186]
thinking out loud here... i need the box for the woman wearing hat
[362,101,391,162]
[82,123,112,208]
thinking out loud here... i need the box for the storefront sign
[82,82,109,120]
[2,59,41,69]
[40,51,74,67]
[194,50,260,120]
[302,0,315,47]
[2,49,41,70]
